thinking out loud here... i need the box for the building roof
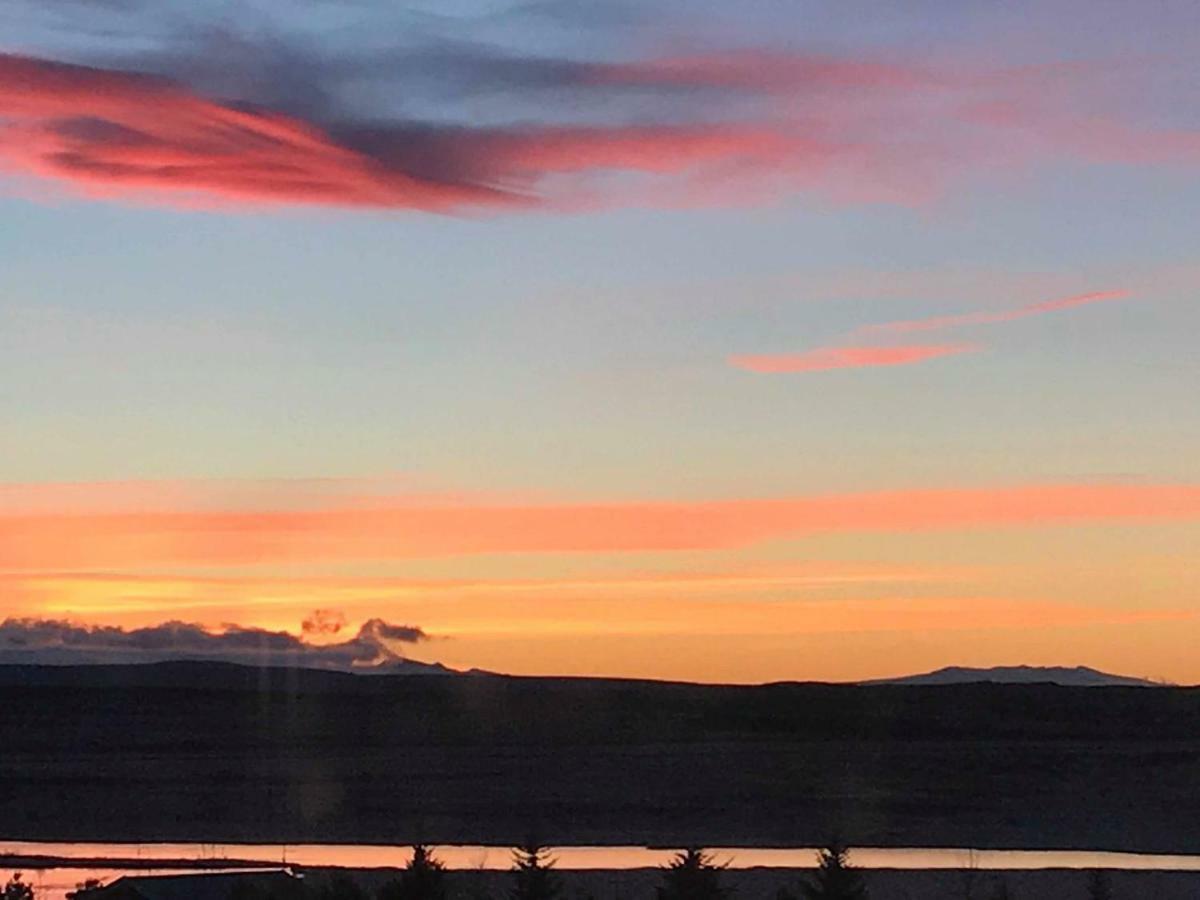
[84,870,301,900]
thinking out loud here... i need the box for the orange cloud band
[3,482,1199,569]
[4,562,954,618]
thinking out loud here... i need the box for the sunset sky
[2,0,1199,683]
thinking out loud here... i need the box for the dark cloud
[0,616,437,673]
[372,620,427,642]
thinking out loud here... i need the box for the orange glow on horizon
[5,480,1199,683]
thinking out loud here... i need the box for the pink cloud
[0,55,506,211]
[867,290,1133,335]
[729,343,980,373]
[0,53,801,211]
[2,44,1199,213]
[737,289,1135,377]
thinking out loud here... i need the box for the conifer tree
[655,848,730,900]
[378,845,448,900]
[799,839,868,900]
[510,841,562,900]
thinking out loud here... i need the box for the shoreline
[10,863,1200,900]
[7,845,1200,872]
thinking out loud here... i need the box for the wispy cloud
[862,290,1134,335]
[734,288,1134,375]
[3,481,1200,569]
[729,344,980,373]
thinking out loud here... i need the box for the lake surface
[6,842,1200,900]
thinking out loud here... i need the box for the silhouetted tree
[799,839,867,900]
[510,841,562,900]
[2,875,34,900]
[656,848,730,900]
[66,879,102,900]
[378,846,447,900]
[1086,870,1112,900]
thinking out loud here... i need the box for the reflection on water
[5,842,1200,900]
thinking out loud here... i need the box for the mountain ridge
[0,659,1179,690]
[861,664,1163,687]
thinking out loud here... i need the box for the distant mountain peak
[862,664,1163,687]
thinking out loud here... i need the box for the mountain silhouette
[862,664,1162,687]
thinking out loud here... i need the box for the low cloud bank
[0,616,438,672]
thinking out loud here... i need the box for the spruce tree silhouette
[799,839,868,900]
[2,874,34,900]
[510,841,562,900]
[655,848,730,900]
[378,846,448,900]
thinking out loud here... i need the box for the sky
[2,0,1199,683]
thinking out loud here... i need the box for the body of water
[6,842,1200,900]
[6,841,1200,875]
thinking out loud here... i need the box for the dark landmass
[2,662,1200,852]
[311,866,1200,900]
[9,865,1200,900]
[862,664,1162,688]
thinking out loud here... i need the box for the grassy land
[2,663,1199,852]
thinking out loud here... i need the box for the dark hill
[862,664,1161,688]
[1,661,1199,852]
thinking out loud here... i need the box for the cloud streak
[735,288,1134,376]
[0,616,432,671]
[4,563,958,625]
[729,344,980,373]
[863,290,1134,335]
[3,482,1200,569]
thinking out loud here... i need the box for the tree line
[6,840,1123,900]
[228,840,869,900]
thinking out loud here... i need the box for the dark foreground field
[7,866,1200,900]
[311,866,1200,900]
[1,663,1199,852]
